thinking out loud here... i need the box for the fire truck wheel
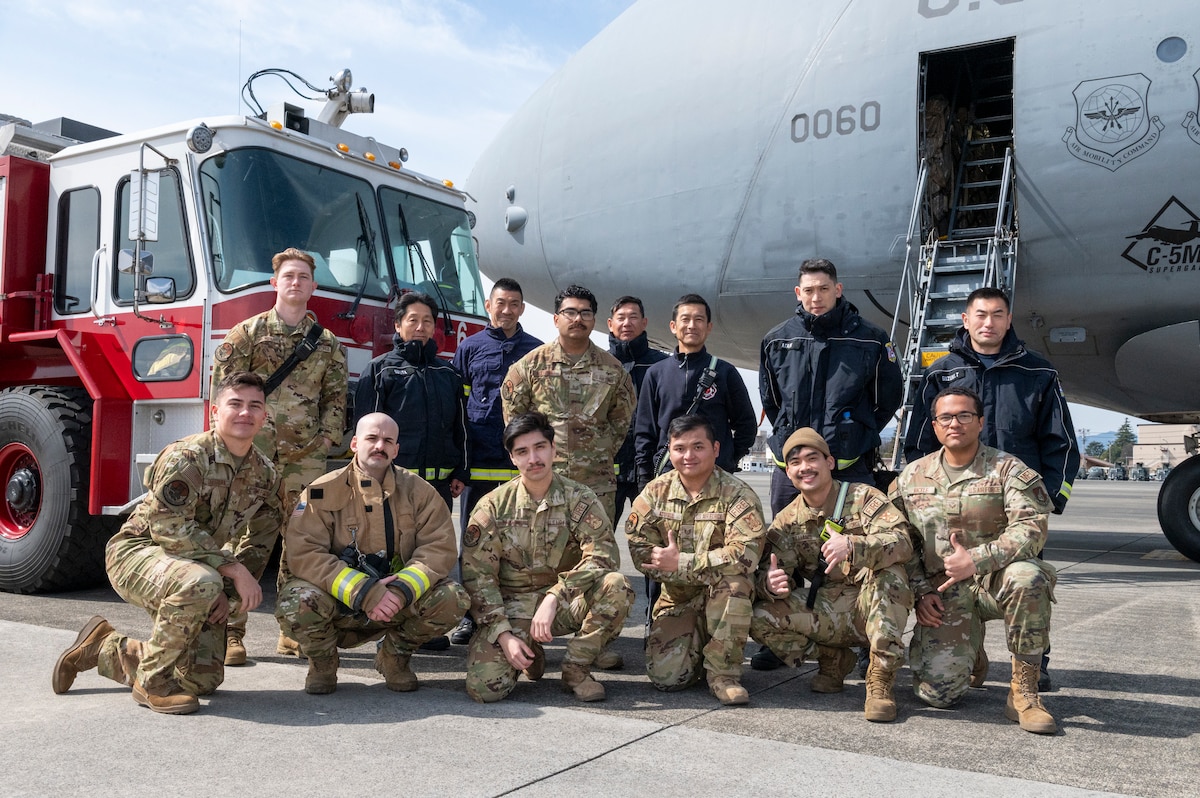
[1158,456,1200,564]
[0,386,110,593]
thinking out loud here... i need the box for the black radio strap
[264,322,325,396]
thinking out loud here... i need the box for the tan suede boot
[375,647,418,692]
[561,662,606,702]
[707,674,749,706]
[864,654,898,723]
[1005,656,1058,734]
[224,633,247,666]
[52,616,115,694]
[132,682,199,715]
[277,632,304,657]
[811,646,857,693]
[594,646,624,670]
[304,652,340,695]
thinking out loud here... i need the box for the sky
[0,0,1133,435]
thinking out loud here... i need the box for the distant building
[1131,423,1199,471]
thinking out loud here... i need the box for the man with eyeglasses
[502,284,636,527]
[903,286,1078,690]
[891,387,1059,735]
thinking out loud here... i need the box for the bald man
[277,413,469,695]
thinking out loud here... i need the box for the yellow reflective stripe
[836,456,860,471]
[1059,481,1073,499]
[462,385,471,397]
[332,567,368,606]
[470,468,519,481]
[395,566,431,601]
[421,468,455,480]
[613,463,620,474]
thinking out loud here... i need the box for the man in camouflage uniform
[210,246,347,664]
[51,372,282,715]
[750,428,912,722]
[501,283,635,526]
[276,413,469,694]
[462,412,634,703]
[892,387,1058,734]
[625,415,766,706]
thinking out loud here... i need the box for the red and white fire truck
[0,70,487,593]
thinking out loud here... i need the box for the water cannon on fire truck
[0,69,487,593]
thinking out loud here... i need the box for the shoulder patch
[729,497,751,518]
[863,496,885,516]
[162,479,191,507]
[570,501,588,524]
[215,342,234,363]
[626,511,638,527]
[464,523,482,548]
[885,342,897,363]
[1017,467,1040,485]
[309,488,324,500]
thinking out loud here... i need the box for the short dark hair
[667,414,716,444]
[395,292,439,324]
[490,278,524,298]
[798,258,838,282]
[504,411,555,452]
[610,295,645,317]
[932,386,984,417]
[214,370,266,402]
[554,284,598,314]
[672,293,711,321]
[965,286,1010,312]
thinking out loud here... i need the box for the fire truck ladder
[888,146,1018,468]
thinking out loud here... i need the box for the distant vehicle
[1129,464,1150,481]
[1155,466,1174,481]
[1077,468,1089,480]
[1109,465,1128,480]
[1088,466,1109,480]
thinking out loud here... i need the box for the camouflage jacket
[211,308,347,467]
[756,480,911,600]
[287,461,458,615]
[501,339,635,495]
[625,468,766,586]
[891,445,1051,598]
[462,474,620,643]
[110,430,282,576]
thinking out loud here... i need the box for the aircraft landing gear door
[918,39,1016,241]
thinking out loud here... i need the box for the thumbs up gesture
[648,528,681,573]
[938,532,978,592]
[766,552,790,597]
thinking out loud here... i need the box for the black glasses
[557,308,595,321]
[933,412,980,427]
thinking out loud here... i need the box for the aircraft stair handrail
[984,147,1016,291]
[888,158,930,347]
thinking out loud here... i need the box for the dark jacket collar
[391,334,438,365]
[798,297,858,336]
[609,330,651,363]
[949,326,1024,365]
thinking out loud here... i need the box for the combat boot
[708,675,749,706]
[375,647,418,692]
[970,646,989,688]
[810,646,857,693]
[594,646,624,670]
[1005,656,1058,734]
[304,652,339,695]
[132,682,199,715]
[224,632,247,666]
[561,662,606,702]
[522,641,545,682]
[53,616,115,694]
[863,655,898,723]
[277,632,303,657]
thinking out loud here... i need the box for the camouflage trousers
[645,574,753,690]
[227,460,321,638]
[105,537,228,696]
[750,564,912,672]
[911,558,1056,708]
[275,577,469,658]
[465,571,633,703]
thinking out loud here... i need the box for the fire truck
[0,69,487,593]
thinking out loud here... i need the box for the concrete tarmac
[2,477,1196,797]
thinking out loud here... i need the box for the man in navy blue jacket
[608,296,668,515]
[635,294,758,488]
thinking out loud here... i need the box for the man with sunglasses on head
[892,387,1059,735]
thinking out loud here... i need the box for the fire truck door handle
[90,245,115,326]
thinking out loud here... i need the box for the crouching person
[749,429,913,722]
[277,413,469,694]
[626,415,766,706]
[462,412,633,703]
[52,372,281,714]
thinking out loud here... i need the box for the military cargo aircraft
[466,0,1200,561]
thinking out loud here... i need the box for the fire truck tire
[0,386,112,593]
[1158,456,1200,564]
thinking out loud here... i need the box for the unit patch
[214,342,234,363]
[464,524,482,548]
[162,480,191,507]
[1063,73,1162,171]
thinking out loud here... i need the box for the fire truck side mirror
[117,249,155,275]
[144,276,176,305]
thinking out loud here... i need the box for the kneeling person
[626,415,766,705]
[277,413,469,694]
[52,372,281,714]
[750,428,912,722]
[462,412,634,703]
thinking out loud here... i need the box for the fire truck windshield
[198,147,484,316]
